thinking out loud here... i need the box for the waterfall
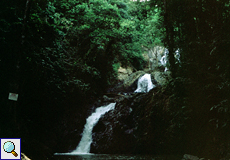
[175,49,180,63]
[160,55,168,72]
[62,74,154,155]
[160,48,180,72]
[71,103,116,154]
[160,49,169,72]
[134,74,155,93]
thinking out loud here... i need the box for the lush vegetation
[1,0,230,159]
[152,0,230,158]
[0,0,161,159]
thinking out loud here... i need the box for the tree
[0,0,147,158]
[155,0,230,158]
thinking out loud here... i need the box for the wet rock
[91,85,176,155]
[91,95,137,154]
[123,71,146,89]
[150,71,169,86]
[111,71,146,93]
[93,120,106,133]
[182,154,201,160]
[102,95,114,102]
[142,46,166,70]
[118,66,133,81]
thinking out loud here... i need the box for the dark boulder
[91,95,138,154]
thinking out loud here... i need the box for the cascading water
[71,103,116,154]
[134,74,155,93]
[56,74,155,155]
[160,49,169,72]
[160,48,180,72]
[54,74,183,159]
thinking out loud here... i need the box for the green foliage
[140,8,164,48]
[0,0,149,156]
[0,0,173,158]
[18,0,147,98]
[112,62,121,74]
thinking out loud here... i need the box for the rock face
[110,71,146,93]
[150,70,170,86]
[90,93,143,154]
[111,69,170,94]
[142,46,166,70]
[90,70,174,154]
[91,87,174,154]
[117,66,133,81]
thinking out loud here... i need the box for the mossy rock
[150,71,169,86]
[123,71,146,88]
[111,71,146,93]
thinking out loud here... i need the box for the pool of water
[54,153,182,160]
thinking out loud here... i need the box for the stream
[54,74,183,159]
[54,154,182,160]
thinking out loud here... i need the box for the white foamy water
[160,49,169,72]
[160,48,180,72]
[55,74,156,156]
[71,103,116,154]
[134,74,155,93]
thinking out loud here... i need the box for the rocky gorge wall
[91,85,179,154]
[116,45,169,83]
[88,44,175,154]
[90,69,180,155]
